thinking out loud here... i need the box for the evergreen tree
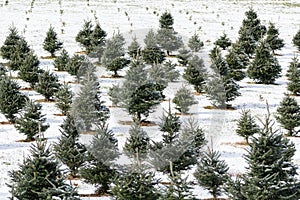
[226,43,249,81]
[265,22,284,54]
[107,57,130,77]
[8,139,80,199]
[65,54,85,78]
[90,22,107,52]
[14,100,49,141]
[247,40,281,84]
[0,26,22,60]
[0,63,7,77]
[236,108,260,144]
[144,29,157,48]
[80,126,119,194]
[286,56,300,95]
[53,48,70,71]
[148,63,169,88]
[183,55,207,93]
[159,11,174,29]
[54,114,87,178]
[237,8,266,56]
[7,37,31,71]
[209,46,229,77]
[164,60,180,82]
[18,50,43,88]
[275,94,300,136]
[0,76,27,122]
[226,106,300,200]
[292,29,300,51]
[194,148,229,199]
[188,32,204,52]
[35,70,61,101]
[142,29,165,64]
[108,84,122,107]
[75,19,93,53]
[159,103,181,137]
[127,36,141,59]
[177,47,192,67]
[54,83,73,115]
[43,25,63,57]
[72,68,109,131]
[214,32,232,50]
[172,86,197,114]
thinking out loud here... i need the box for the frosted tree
[142,29,165,64]
[286,56,300,95]
[265,22,284,54]
[43,25,63,57]
[214,32,232,50]
[172,86,197,114]
[292,29,300,51]
[75,20,93,53]
[188,32,204,52]
[53,48,70,71]
[127,36,141,59]
[54,83,73,115]
[35,70,61,101]
[177,47,192,67]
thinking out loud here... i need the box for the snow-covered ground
[0,0,300,199]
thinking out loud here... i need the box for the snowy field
[0,0,300,199]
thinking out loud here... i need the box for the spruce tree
[35,70,61,101]
[0,76,27,122]
[65,54,85,78]
[53,48,70,71]
[75,19,93,53]
[183,55,207,93]
[148,63,169,88]
[164,60,180,82]
[0,26,22,60]
[54,83,73,115]
[265,22,284,54]
[247,39,281,84]
[159,103,181,137]
[214,32,232,50]
[43,25,63,57]
[107,57,130,77]
[90,22,107,53]
[236,108,260,144]
[142,29,165,64]
[292,29,300,51]
[177,47,192,67]
[14,100,49,141]
[108,84,122,107]
[172,86,197,114]
[275,94,300,136]
[194,148,229,199]
[0,64,7,77]
[8,139,80,199]
[127,36,141,59]
[286,56,300,95]
[188,32,204,52]
[159,11,174,29]
[54,114,87,178]
[7,37,31,71]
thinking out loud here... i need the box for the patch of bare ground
[193,91,205,96]
[36,99,55,103]
[20,87,33,91]
[175,112,194,116]
[222,141,248,148]
[79,193,110,197]
[80,130,97,135]
[75,51,86,55]
[118,120,156,126]
[53,113,66,116]
[0,121,12,125]
[100,75,124,78]
[40,55,56,59]
[16,138,35,142]
[203,105,236,110]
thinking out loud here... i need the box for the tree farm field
[0,0,300,199]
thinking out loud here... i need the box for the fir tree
[194,148,229,199]
[292,29,300,51]
[80,126,119,194]
[177,47,192,67]
[0,76,27,122]
[75,19,93,53]
[53,48,70,71]
[275,94,300,136]
[172,86,197,114]
[142,29,165,64]
[265,22,284,54]
[8,139,80,199]
[18,50,43,88]
[286,56,300,95]
[247,39,281,84]
[214,32,232,50]
[108,84,122,107]
[54,83,73,115]
[0,64,7,77]
[90,22,107,52]
[7,37,31,71]
[144,29,157,48]
[159,11,174,29]
[107,57,130,77]
[209,46,229,77]
[164,60,180,82]
[128,36,141,59]
[65,54,85,78]
[43,25,63,57]
[188,32,204,52]
[14,100,49,141]
[159,103,181,137]
[54,114,87,178]
[183,55,207,93]
[236,108,260,144]
[148,63,169,88]
[237,8,266,56]
[35,70,61,101]
[0,26,22,60]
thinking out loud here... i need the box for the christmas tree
[0,26,22,60]
[177,47,192,67]
[292,29,300,51]
[148,63,169,88]
[188,32,204,52]
[75,20,93,53]
[53,48,70,71]
[7,37,31,71]
[247,39,281,84]
[107,57,130,77]
[265,22,284,54]
[14,99,49,141]
[35,70,61,101]
[54,83,73,115]
[8,139,80,199]
[214,32,232,50]
[127,36,141,59]
[142,29,165,64]
[286,56,300,95]
[276,94,300,136]
[65,54,85,79]
[90,22,107,53]
[43,25,63,57]
[164,60,180,82]
[159,11,174,29]
[172,86,197,114]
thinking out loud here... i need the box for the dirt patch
[16,138,35,142]
[75,51,86,55]
[203,105,236,110]
[53,113,66,116]
[36,99,55,103]
[80,130,97,135]
[118,120,156,126]
[100,75,124,78]
[79,193,110,197]
[0,121,12,125]
[193,91,205,96]
[40,55,56,59]
[20,87,33,91]
[222,141,248,148]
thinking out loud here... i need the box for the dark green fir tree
[188,32,204,52]
[75,20,93,53]
[177,47,192,67]
[292,29,300,51]
[35,70,61,101]
[7,37,31,71]
[214,32,232,50]
[0,26,22,60]
[90,22,107,53]
[65,54,85,79]
[286,56,300,95]
[53,48,70,71]
[54,83,73,115]
[43,25,63,57]
[265,22,284,54]
[8,139,80,199]
[127,36,141,59]
[142,29,165,64]
[172,86,197,114]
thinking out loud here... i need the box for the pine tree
[54,114,87,178]
[164,60,180,82]
[276,94,300,136]
[80,126,119,194]
[107,57,130,77]
[101,32,125,66]
[0,76,27,122]
[292,29,300,51]
[8,139,80,199]
[148,63,169,88]
[75,19,93,53]
[159,103,181,137]
[142,29,165,64]
[53,48,70,71]
[7,37,31,71]
[172,86,197,114]
[237,8,266,56]
[188,32,204,52]
[128,36,141,59]
[108,84,122,107]
[194,148,229,199]
[43,25,63,57]
[214,32,232,50]
[35,70,61,101]
[226,106,300,200]
[14,100,49,141]
[236,109,260,144]
[0,26,22,60]
[54,83,73,115]
[183,55,207,93]
[65,54,85,78]
[209,46,229,77]
[0,63,7,77]
[144,29,157,48]
[265,22,284,54]
[247,40,281,84]
[18,50,43,88]
[177,47,192,67]
[159,11,174,29]
[90,22,107,52]
[286,56,300,95]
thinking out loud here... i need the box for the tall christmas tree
[53,48,70,71]
[75,20,93,53]
[142,29,165,64]
[188,32,204,52]
[172,86,197,114]
[7,37,31,71]
[90,22,107,53]
[43,25,63,57]
[54,83,73,115]
[35,70,61,101]
[286,56,300,95]
[214,32,232,50]
[0,26,22,60]
[265,22,284,54]
[8,139,80,199]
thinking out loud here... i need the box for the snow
[0,0,300,199]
